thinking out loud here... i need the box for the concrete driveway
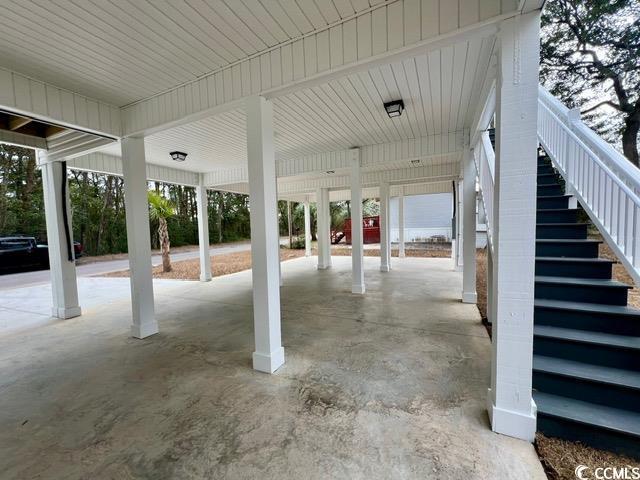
[0,241,254,290]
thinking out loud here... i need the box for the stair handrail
[473,130,495,254]
[537,86,640,286]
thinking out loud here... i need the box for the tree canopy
[541,0,640,166]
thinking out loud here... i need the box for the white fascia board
[67,152,199,186]
[519,0,546,13]
[0,68,120,138]
[121,1,521,137]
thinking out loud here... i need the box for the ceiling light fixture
[169,151,187,162]
[326,170,335,174]
[384,99,404,118]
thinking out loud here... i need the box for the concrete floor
[0,256,545,479]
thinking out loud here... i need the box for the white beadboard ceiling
[0,0,387,106]
[107,37,495,173]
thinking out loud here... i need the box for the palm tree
[147,191,176,272]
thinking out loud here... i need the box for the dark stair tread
[537,208,576,213]
[535,299,640,317]
[536,239,600,244]
[534,392,640,437]
[535,275,631,289]
[534,355,640,390]
[535,325,640,350]
[537,223,588,227]
[536,195,572,200]
[535,256,614,264]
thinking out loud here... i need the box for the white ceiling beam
[0,67,121,138]
[8,115,31,131]
[0,129,47,150]
[66,152,200,186]
[121,1,522,137]
[204,133,465,187]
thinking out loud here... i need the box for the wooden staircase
[532,154,640,458]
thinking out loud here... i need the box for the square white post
[304,198,311,257]
[196,174,212,282]
[462,148,477,303]
[37,151,81,319]
[317,187,331,269]
[487,11,540,442]
[350,148,365,294]
[121,137,158,339]
[379,182,391,272]
[398,187,406,258]
[486,246,496,324]
[454,179,464,271]
[246,95,284,374]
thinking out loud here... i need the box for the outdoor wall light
[169,151,188,162]
[384,99,404,118]
[326,170,335,174]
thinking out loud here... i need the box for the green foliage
[147,190,176,220]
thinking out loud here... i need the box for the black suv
[0,236,50,272]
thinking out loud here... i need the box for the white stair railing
[538,86,640,286]
[473,130,495,254]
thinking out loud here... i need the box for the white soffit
[114,37,492,174]
[0,0,379,106]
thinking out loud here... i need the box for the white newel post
[462,148,477,303]
[455,179,464,271]
[196,174,212,282]
[246,95,284,374]
[398,187,406,258]
[487,11,540,442]
[121,137,158,339]
[350,148,365,294]
[304,199,311,257]
[379,182,391,272]
[317,187,331,269]
[486,246,496,325]
[38,151,81,319]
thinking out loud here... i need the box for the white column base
[52,306,81,319]
[487,388,537,442]
[253,347,285,373]
[131,321,159,339]
[317,263,332,270]
[454,264,463,272]
[352,283,365,294]
[380,265,390,272]
[398,252,406,258]
[462,291,477,304]
[200,273,212,282]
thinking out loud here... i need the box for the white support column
[398,187,406,258]
[462,149,477,303]
[304,198,311,257]
[486,246,495,324]
[487,11,540,442]
[454,179,464,271]
[246,95,284,374]
[317,187,331,269]
[121,137,158,339]
[350,148,365,294]
[379,182,391,272]
[38,151,81,319]
[196,174,212,282]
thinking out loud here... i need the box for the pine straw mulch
[102,248,305,280]
[535,433,640,480]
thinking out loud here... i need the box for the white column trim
[487,11,540,442]
[246,96,284,374]
[398,187,406,258]
[379,182,391,272]
[121,137,158,339]
[462,148,478,303]
[303,199,311,257]
[37,150,81,319]
[350,149,365,294]
[196,174,212,282]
